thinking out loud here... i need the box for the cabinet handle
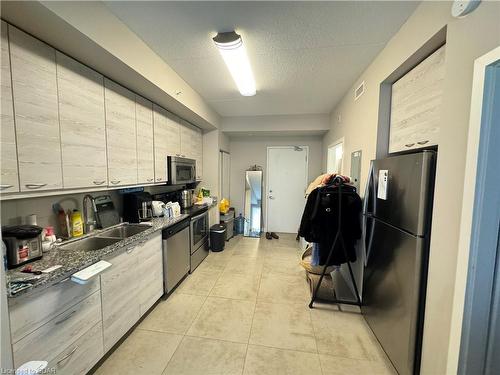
[55,310,77,325]
[405,143,415,148]
[93,180,105,185]
[156,178,162,181]
[56,346,78,366]
[25,183,47,189]
[417,140,429,145]
[0,184,13,190]
[110,180,121,185]
[147,178,154,182]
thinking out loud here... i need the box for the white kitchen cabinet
[47,321,103,375]
[9,25,63,192]
[105,78,138,187]
[389,45,446,153]
[166,114,182,157]
[12,291,102,369]
[56,52,108,189]
[0,21,19,193]
[153,104,169,183]
[193,129,203,180]
[180,123,196,159]
[101,245,140,352]
[136,95,155,184]
[137,233,163,315]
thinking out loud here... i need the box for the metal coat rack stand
[308,175,362,309]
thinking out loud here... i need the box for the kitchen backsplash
[0,191,123,236]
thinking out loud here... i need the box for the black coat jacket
[299,184,362,266]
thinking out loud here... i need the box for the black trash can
[210,224,226,252]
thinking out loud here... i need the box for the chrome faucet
[82,194,97,234]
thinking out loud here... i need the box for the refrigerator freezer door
[369,151,435,236]
[362,218,428,375]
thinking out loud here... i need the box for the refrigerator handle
[362,161,375,266]
[364,217,375,266]
[363,161,375,215]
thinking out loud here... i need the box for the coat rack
[309,175,362,308]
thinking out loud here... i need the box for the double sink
[58,223,151,252]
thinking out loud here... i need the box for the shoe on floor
[271,232,280,239]
[265,232,273,240]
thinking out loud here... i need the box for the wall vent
[354,81,365,101]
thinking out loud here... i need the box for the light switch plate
[377,169,389,200]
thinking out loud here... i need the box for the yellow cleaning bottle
[71,209,84,237]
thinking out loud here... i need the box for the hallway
[94,234,395,374]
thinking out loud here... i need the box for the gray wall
[229,135,323,231]
[321,1,500,373]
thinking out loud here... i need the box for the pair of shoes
[265,232,280,240]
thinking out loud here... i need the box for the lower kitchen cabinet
[12,291,102,369]
[101,232,162,351]
[47,321,103,375]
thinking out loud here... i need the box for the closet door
[104,78,138,187]
[9,25,62,191]
[153,105,168,183]
[0,21,19,193]
[56,52,107,189]
[135,96,155,184]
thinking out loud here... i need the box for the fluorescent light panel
[213,31,256,96]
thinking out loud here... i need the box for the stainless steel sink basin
[97,224,151,239]
[59,236,122,252]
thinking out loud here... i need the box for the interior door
[267,146,308,233]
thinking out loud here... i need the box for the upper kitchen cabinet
[165,114,181,157]
[135,96,155,184]
[389,45,446,153]
[193,129,203,180]
[0,21,19,193]
[153,104,169,183]
[9,25,62,192]
[180,122,196,159]
[105,78,138,186]
[56,52,107,189]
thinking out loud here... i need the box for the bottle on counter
[71,209,83,237]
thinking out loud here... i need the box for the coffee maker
[2,225,43,269]
[123,192,153,223]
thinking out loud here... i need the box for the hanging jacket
[299,183,362,266]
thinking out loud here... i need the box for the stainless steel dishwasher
[162,218,190,294]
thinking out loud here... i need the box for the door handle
[25,183,47,189]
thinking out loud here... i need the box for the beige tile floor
[94,234,396,375]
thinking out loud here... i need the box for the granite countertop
[6,214,190,298]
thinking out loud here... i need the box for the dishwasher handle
[163,219,190,239]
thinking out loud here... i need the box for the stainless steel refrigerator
[362,150,436,375]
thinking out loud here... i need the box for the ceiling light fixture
[213,31,256,97]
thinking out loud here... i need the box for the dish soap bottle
[71,209,84,237]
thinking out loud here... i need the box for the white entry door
[266,146,308,233]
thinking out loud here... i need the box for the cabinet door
[105,78,138,186]
[194,129,203,180]
[0,21,19,193]
[136,95,155,184]
[136,233,163,315]
[180,124,195,159]
[101,247,140,352]
[56,52,107,188]
[389,46,445,153]
[153,104,169,183]
[165,114,181,157]
[9,25,62,191]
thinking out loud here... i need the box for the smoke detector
[452,0,481,18]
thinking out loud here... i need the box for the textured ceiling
[105,1,419,117]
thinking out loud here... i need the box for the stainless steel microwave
[167,156,196,184]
